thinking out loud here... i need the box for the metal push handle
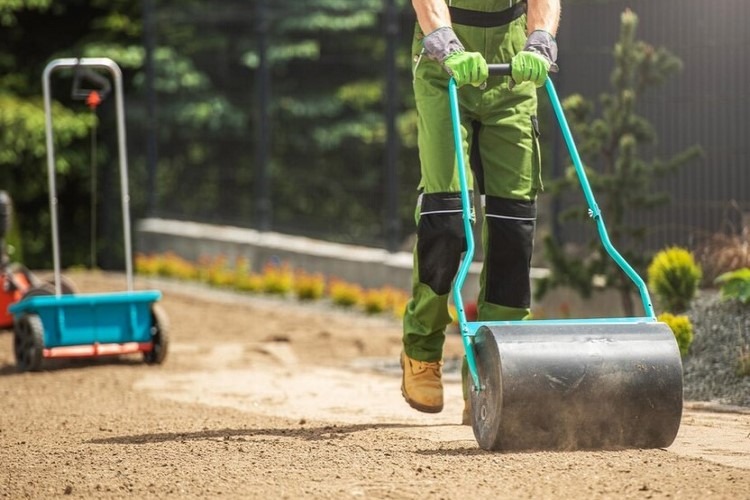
[543,78,655,318]
[449,71,657,390]
[43,58,135,294]
[487,63,512,76]
[451,69,655,321]
[449,64,512,387]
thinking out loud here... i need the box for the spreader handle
[487,63,511,76]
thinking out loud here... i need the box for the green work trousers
[403,0,542,363]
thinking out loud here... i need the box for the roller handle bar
[487,63,512,76]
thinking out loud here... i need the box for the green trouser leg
[403,3,541,363]
[463,216,531,400]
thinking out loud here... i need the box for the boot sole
[401,385,444,413]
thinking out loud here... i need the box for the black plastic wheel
[13,313,45,372]
[20,275,77,301]
[20,283,55,300]
[144,304,169,365]
[45,275,78,295]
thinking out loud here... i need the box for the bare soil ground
[1,271,749,499]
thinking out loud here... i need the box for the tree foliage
[0,0,144,268]
[0,0,420,268]
[535,9,702,316]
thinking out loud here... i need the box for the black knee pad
[484,196,536,309]
[416,192,467,295]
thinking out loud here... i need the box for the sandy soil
[1,271,749,499]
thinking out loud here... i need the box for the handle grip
[487,63,512,76]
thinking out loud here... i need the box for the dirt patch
[1,271,749,499]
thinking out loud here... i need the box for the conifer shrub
[647,247,702,313]
[657,312,694,357]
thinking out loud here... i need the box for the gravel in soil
[683,291,750,407]
[0,271,749,499]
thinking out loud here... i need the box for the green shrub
[714,268,750,304]
[205,255,235,287]
[135,253,160,277]
[362,289,389,314]
[293,270,326,301]
[235,273,263,293]
[647,247,702,313]
[329,279,362,308]
[261,263,294,295]
[657,312,694,357]
[159,252,199,280]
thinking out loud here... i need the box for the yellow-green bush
[135,252,198,280]
[204,255,235,287]
[389,288,410,319]
[135,252,416,319]
[647,247,702,313]
[293,270,326,301]
[329,279,363,308]
[362,288,390,314]
[235,273,263,292]
[261,263,294,295]
[657,312,694,357]
[135,253,160,277]
[160,252,199,280]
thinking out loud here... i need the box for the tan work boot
[400,351,443,413]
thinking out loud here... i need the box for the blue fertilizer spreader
[10,58,168,372]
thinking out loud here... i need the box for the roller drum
[470,321,683,451]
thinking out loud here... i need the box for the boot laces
[411,359,442,375]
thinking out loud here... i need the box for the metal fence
[134,0,749,254]
[553,0,750,251]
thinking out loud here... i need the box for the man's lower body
[401,13,541,419]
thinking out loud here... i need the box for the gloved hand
[422,26,488,87]
[511,30,559,88]
[442,51,489,88]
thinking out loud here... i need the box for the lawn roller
[451,64,683,451]
[9,58,168,372]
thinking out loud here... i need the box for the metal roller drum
[469,321,683,451]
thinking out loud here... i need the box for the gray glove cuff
[524,30,559,69]
[422,26,465,62]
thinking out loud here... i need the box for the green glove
[443,51,489,88]
[510,30,559,88]
[510,51,551,88]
